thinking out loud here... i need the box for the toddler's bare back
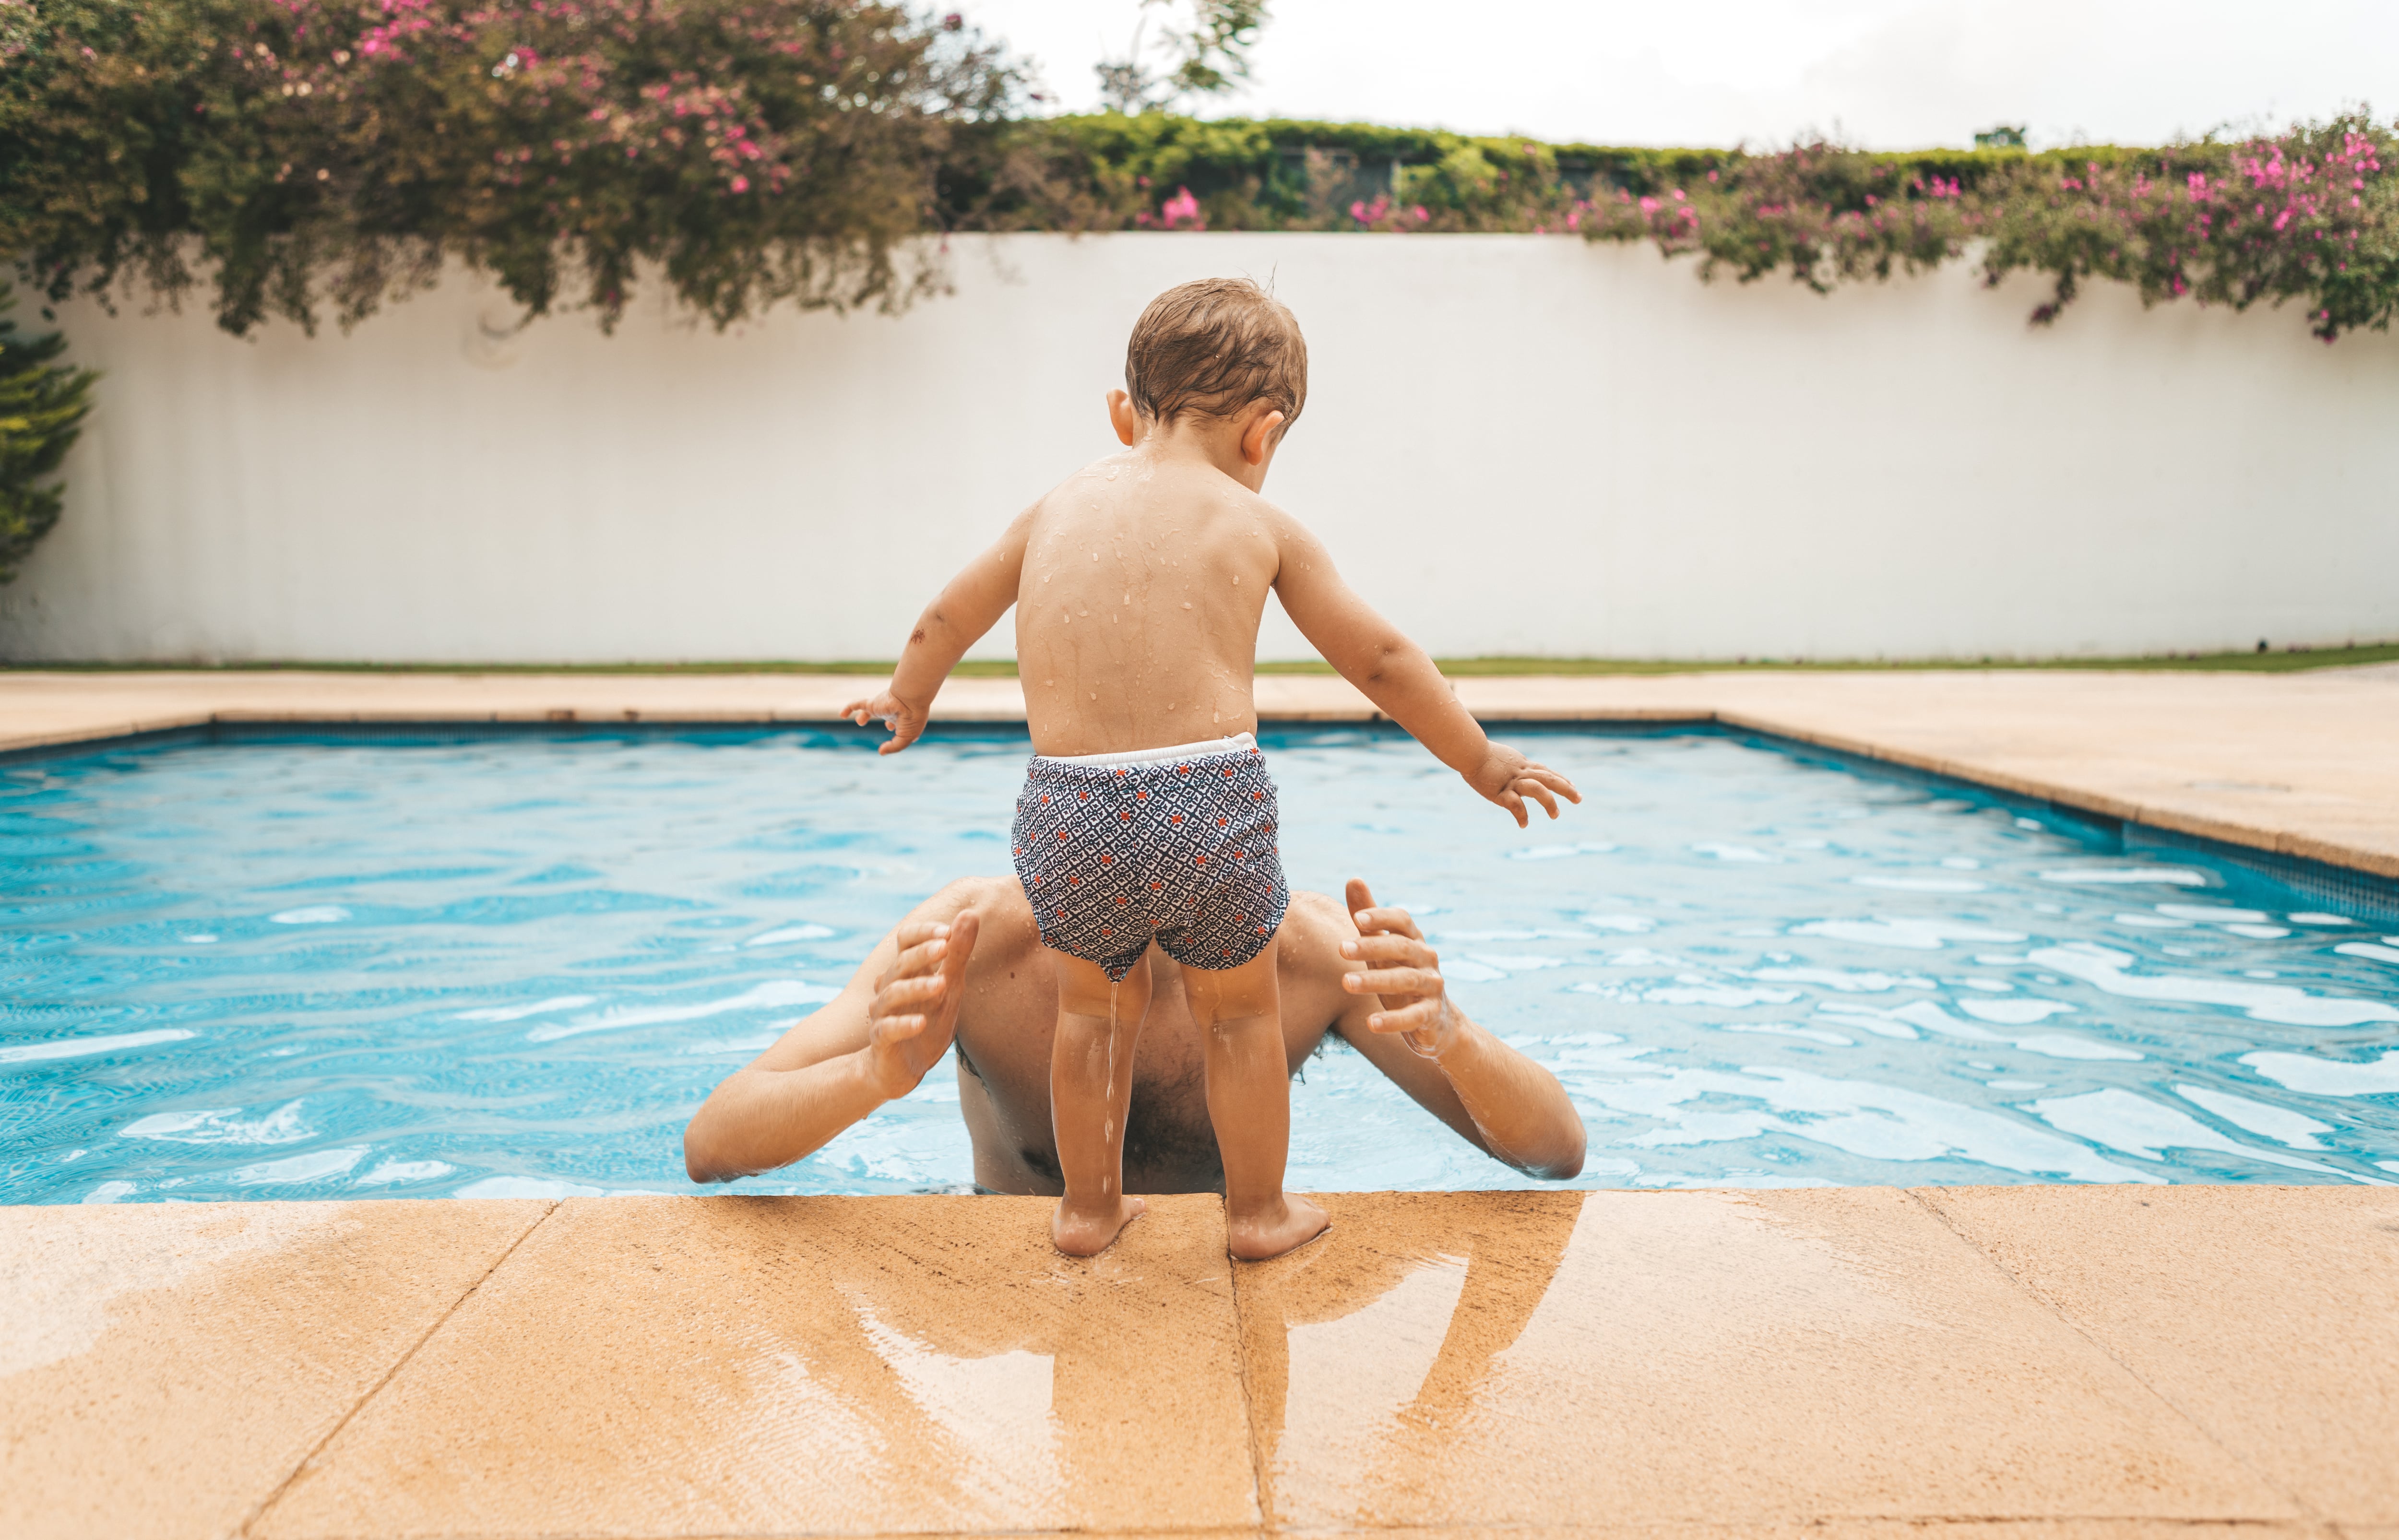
[1016,451,1288,757]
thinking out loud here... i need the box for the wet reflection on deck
[1234,1188,2287,1528]
[254,1193,1258,1538]
[12,1187,2394,1540]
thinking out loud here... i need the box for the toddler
[847,278,1578,1258]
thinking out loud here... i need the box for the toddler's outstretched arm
[844,510,1032,753]
[1272,520,1581,826]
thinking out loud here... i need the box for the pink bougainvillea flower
[730,175,749,192]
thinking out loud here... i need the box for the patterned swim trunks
[1010,732,1290,982]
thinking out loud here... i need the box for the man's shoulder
[927,876,1044,970]
[1277,888,1356,967]
[1282,885,1347,930]
[922,875,1030,929]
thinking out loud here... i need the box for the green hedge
[1005,113,2398,340]
[6,0,2393,342]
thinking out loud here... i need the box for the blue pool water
[4,724,2397,1203]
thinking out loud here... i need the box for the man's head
[1111,279,1306,486]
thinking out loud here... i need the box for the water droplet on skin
[1182,601,1193,610]
[1232,575,1241,585]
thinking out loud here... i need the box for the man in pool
[682,877,1586,1199]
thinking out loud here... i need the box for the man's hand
[843,687,929,755]
[1338,878,1458,1060]
[862,911,980,1099]
[1464,742,1582,828]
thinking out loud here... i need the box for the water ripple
[2,726,2394,1200]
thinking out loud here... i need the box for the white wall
[5,233,2395,664]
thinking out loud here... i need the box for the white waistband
[1042,732,1257,768]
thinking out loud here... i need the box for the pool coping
[5,667,2396,888]
[7,1186,2399,1538]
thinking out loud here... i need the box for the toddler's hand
[1465,743,1581,828]
[843,688,926,755]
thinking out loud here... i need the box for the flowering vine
[1031,111,2399,342]
[3,0,1021,333]
[3,3,2393,346]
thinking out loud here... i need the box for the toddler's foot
[1052,1194,1146,1256]
[1227,1194,1331,1261]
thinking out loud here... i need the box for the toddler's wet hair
[1124,277,1307,431]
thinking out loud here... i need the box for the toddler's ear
[1106,389,1139,447]
[1241,408,1286,467]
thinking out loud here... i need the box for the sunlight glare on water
[2,725,2395,1202]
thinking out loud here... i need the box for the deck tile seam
[233,1197,563,1540]
[1898,1188,2325,1528]
[1222,1195,1278,1535]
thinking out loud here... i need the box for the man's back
[1013,451,1283,756]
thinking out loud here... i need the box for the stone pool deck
[6,1187,2399,1539]
[5,666,2399,1537]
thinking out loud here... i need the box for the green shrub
[3,0,1023,334]
[0,282,98,584]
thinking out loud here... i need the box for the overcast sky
[959,0,2399,149]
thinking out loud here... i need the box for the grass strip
[5,643,2395,677]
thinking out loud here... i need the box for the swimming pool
[4,724,2396,1202]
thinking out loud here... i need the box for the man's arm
[1325,880,1587,1180]
[843,508,1034,754]
[682,887,984,1183]
[1267,513,1579,827]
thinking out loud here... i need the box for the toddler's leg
[1048,948,1153,1256]
[1181,937,1330,1261]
